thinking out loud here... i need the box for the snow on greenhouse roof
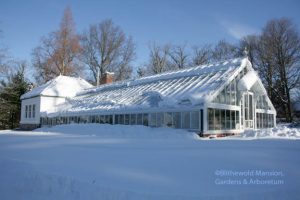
[21,75,93,100]
[46,57,250,116]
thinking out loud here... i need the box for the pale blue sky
[1,0,300,73]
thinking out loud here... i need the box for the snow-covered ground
[0,124,300,200]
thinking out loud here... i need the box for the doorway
[242,92,254,129]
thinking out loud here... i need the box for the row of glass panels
[41,110,202,131]
[208,108,240,130]
[213,67,248,106]
[256,113,274,128]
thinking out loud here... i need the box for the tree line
[0,6,299,129]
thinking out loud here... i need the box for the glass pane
[231,110,236,129]
[143,114,148,126]
[156,113,164,127]
[226,110,231,130]
[191,111,199,129]
[100,115,105,124]
[214,109,221,130]
[164,112,173,127]
[120,115,124,124]
[115,115,119,124]
[263,114,267,128]
[208,108,214,130]
[130,114,137,125]
[137,114,143,125]
[125,114,130,125]
[182,112,190,129]
[256,113,260,128]
[108,115,113,124]
[220,89,225,103]
[221,110,226,129]
[150,113,156,127]
[173,112,181,129]
[249,95,253,120]
[226,85,231,104]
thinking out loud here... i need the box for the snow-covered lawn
[0,124,300,200]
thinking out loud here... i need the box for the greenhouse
[23,57,276,135]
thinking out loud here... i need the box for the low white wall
[20,96,66,125]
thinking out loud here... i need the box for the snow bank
[241,124,300,139]
[1,123,300,200]
[0,130,61,136]
[36,124,199,140]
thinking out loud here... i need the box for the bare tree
[32,6,82,83]
[147,43,170,74]
[192,44,212,66]
[242,18,300,122]
[0,28,8,76]
[80,19,135,84]
[168,44,189,69]
[262,18,300,122]
[212,40,239,61]
[136,66,147,78]
[239,35,258,64]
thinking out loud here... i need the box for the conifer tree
[0,65,30,129]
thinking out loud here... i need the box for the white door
[242,92,254,129]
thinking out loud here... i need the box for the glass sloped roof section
[48,58,247,116]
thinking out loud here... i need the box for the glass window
[191,111,200,130]
[249,95,253,120]
[214,109,221,130]
[236,111,240,128]
[32,105,36,118]
[173,112,181,129]
[156,113,164,127]
[263,113,267,128]
[182,112,190,129]
[115,115,119,124]
[25,105,28,118]
[119,115,124,124]
[104,115,108,123]
[225,85,231,104]
[29,105,32,118]
[100,115,105,124]
[125,114,130,125]
[231,80,236,105]
[130,114,137,125]
[231,110,236,129]
[208,108,214,130]
[149,113,156,127]
[108,115,113,124]
[137,114,143,125]
[164,112,173,127]
[225,110,231,130]
[220,89,226,103]
[221,109,226,129]
[143,113,148,126]
[256,113,260,128]
[90,115,95,123]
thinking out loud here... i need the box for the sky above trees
[0,0,300,69]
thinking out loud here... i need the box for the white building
[21,57,277,136]
[20,75,93,130]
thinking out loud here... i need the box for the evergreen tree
[0,66,30,129]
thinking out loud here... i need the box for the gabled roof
[21,75,93,100]
[47,57,250,116]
